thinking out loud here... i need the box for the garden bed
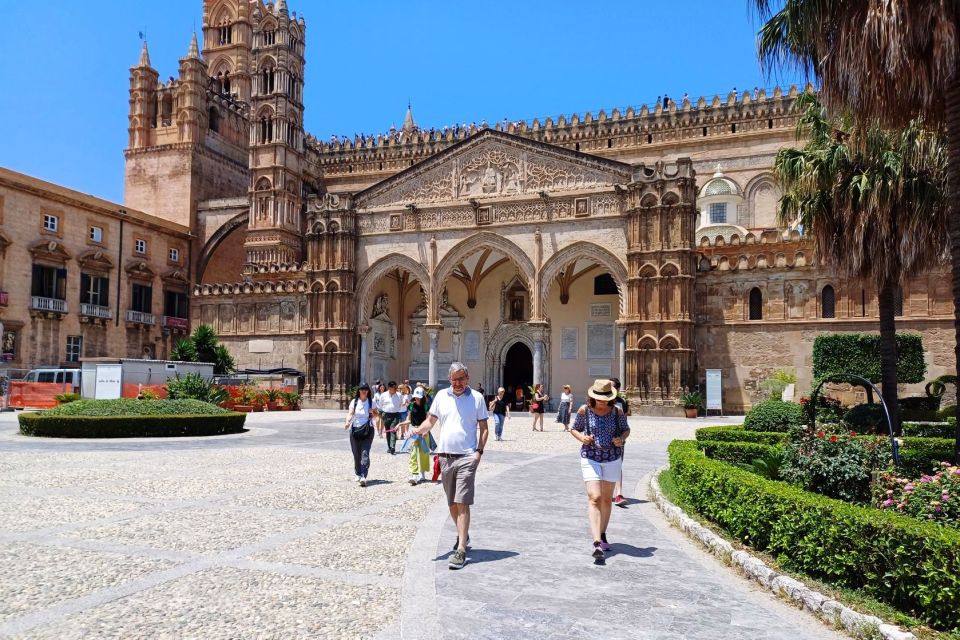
[669,440,960,632]
[18,399,246,438]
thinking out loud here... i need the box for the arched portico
[539,241,629,317]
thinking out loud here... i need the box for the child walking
[398,387,432,484]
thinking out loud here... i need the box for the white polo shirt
[429,386,488,454]
[379,390,403,413]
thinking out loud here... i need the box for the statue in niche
[441,287,449,309]
[373,294,389,317]
[452,330,461,360]
[510,297,524,321]
[481,166,501,194]
[410,327,421,360]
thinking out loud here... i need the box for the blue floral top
[572,407,629,462]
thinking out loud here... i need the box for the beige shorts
[440,455,478,506]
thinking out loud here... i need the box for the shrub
[281,391,302,406]
[743,399,805,432]
[812,333,926,384]
[166,373,229,405]
[678,390,704,409]
[780,431,891,503]
[875,464,960,529]
[843,403,888,432]
[695,426,788,445]
[18,413,246,438]
[697,440,782,465]
[41,398,227,417]
[138,388,162,400]
[898,437,954,477]
[902,421,954,439]
[668,440,960,631]
[800,394,846,425]
[53,392,81,404]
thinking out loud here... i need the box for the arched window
[160,93,173,126]
[821,285,836,318]
[261,65,275,94]
[749,287,763,320]
[208,107,220,133]
[259,114,274,143]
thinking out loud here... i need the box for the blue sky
[0,1,801,204]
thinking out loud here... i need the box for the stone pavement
[0,409,846,639]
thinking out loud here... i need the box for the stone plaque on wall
[586,323,614,359]
[561,327,578,360]
[590,304,611,318]
[464,330,481,361]
[588,364,612,377]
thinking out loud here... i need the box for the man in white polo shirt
[412,361,488,570]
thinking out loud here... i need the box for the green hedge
[669,440,960,630]
[18,413,247,438]
[897,437,954,477]
[695,426,788,445]
[696,440,782,464]
[743,399,805,432]
[902,421,954,439]
[812,333,926,384]
[43,399,227,417]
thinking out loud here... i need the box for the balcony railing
[31,296,67,313]
[162,316,189,330]
[80,303,113,319]
[126,309,156,325]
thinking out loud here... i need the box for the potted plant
[281,391,302,410]
[678,390,704,419]
[252,391,267,412]
[233,385,258,413]
[265,388,283,410]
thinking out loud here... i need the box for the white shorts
[580,456,622,483]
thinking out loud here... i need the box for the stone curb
[649,466,916,640]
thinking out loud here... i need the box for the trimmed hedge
[902,421,954,439]
[696,440,782,464]
[18,413,247,438]
[695,426,788,445]
[812,333,926,384]
[669,440,960,630]
[43,398,227,417]
[898,437,954,477]
[743,399,805,432]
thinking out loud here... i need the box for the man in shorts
[411,362,488,570]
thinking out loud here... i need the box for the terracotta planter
[252,404,265,412]
[267,401,280,411]
[234,404,255,413]
[684,407,698,419]
[290,405,301,411]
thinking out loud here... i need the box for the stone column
[533,338,544,385]
[427,326,440,388]
[618,327,627,383]
[358,325,369,384]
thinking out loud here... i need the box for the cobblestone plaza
[0,411,846,639]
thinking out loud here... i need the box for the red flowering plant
[875,463,960,528]
[780,429,891,503]
[799,394,846,426]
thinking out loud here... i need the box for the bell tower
[202,1,253,103]
[245,0,307,266]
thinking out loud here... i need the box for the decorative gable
[355,129,632,209]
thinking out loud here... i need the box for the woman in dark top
[488,386,511,441]
[531,383,548,432]
[570,379,630,560]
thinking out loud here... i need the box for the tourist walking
[531,383,548,431]
[570,379,630,560]
[398,387,432,484]
[374,382,386,438]
[411,362,489,570]
[344,383,378,487]
[610,377,629,506]
[398,383,412,438]
[380,381,403,454]
[556,384,573,431]
[488,387,510,441]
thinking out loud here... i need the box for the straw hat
[587,379,618,402]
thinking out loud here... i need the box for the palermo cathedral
[2,0,952,412]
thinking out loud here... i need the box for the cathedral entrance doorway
[503,342,533,411]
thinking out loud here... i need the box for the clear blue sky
[0,1,801,204]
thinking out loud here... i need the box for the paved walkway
[0,410,846,639]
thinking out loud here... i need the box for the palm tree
[774,94,946,433]
[754,0,960,456]
[170,324,236,375]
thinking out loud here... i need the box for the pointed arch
[197,210,248,282]
[538,241,628,316]
[354,253,430,327]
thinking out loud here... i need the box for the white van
[23,368,81,391]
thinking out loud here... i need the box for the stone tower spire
[402,102,417,133]
[186,31,200,59]
[127,42,159,150]
[245,1,308,266]
[138,40,152,67]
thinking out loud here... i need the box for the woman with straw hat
[570,379,630,560]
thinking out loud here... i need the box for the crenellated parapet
[305,85,811,187]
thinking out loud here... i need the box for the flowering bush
[875,463,960,528]
[780,430,891,503]
[799,394,846,425]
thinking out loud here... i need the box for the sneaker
[592,543,605,559]
[452,535,471,551]
[599,541,612,552]
[613,495,625,506]
[359,478,367,487]
[449,549,467,570]
[408,475,419,486]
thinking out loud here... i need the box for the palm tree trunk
[877,284,900,436]
[949,79,960,464]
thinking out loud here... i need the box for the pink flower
[885,490,894,496]
[904,483,915,492]
[816,431,825,438]
[881,499,894,507]
[934,505,943,513]
[849,431,858,437]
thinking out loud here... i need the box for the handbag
[351,420,373,439]
[530,402,540,411]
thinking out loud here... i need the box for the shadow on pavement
[434,549,520,564]
[607,544,657,558]
[363,479,394,487]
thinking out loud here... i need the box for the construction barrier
[8,382,71,410]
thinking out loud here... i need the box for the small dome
[703,177,735,196]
